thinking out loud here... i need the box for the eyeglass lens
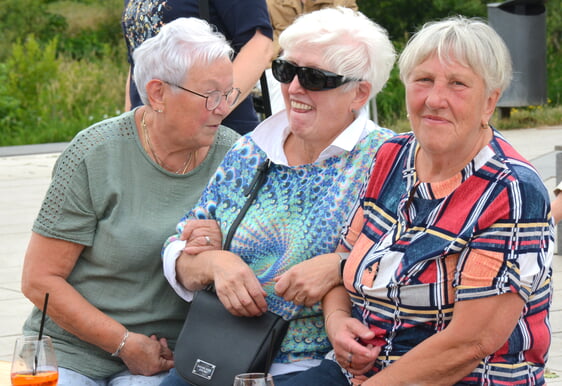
[271,59,350,91]
[206,88,240,110]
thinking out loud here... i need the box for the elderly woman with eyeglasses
[284,16,553,386]
[20,18,240,385]
[159,7,396,385]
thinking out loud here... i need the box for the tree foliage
[357,0,486,41]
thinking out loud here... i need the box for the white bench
[0,360,11,386]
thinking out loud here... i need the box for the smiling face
[280,47,366,148]
[405,53,500,162]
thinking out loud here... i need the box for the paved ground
[0,127,561,384]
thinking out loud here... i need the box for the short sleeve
[455,177,552,303]
[213,0,273,51]
[33,138,98,246]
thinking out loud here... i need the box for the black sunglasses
[271,59,358,91]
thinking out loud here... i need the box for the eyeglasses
[271,59,358,91]
[165,82,241,110]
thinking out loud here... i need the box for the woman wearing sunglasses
[159,6,396,385]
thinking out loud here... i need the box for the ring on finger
[204,236,211,246]
[347,352,353,366]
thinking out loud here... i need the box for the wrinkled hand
[327,312,380,376]
[180,220,222,254]
[212,251,268,317]
[119,333,173,376]
[274,253,340,307]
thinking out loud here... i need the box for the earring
[155,109,163,113]
[481,122,489,129]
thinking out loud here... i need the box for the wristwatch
[336,252,349,282]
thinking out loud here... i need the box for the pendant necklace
[141,111,194,174]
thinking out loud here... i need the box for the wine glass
[233,372,274,386]
[11,335,58,386]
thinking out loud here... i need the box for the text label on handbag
[192,359,216,380]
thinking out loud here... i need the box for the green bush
[0,39,126,145]
[0,36,59,144]
[0,0,127,146]
[0,0,67,61]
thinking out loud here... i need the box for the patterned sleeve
[455,171,553,302]
[339,190,366,251]
[338,136,398,251]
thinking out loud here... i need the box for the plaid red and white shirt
[341,130,553,385]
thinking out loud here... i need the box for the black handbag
[174,159,289,385]
[174,290,289,385]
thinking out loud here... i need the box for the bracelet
[324,308,351,327]
[111,330,129,357]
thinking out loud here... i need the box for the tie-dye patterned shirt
[340,130,553,385]
[164,111,395,364]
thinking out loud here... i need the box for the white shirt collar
[250,108,376,166]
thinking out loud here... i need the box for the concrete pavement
[0,127,561,384]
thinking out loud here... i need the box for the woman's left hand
[274,253,340,306]
[119,333,174,376]
[180,219,223,254]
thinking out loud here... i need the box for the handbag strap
[223,159,271,250]
[259,73,272,117]
[198,0,210,21]
[198,0,272,118]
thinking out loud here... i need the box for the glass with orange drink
[11,336,58,386]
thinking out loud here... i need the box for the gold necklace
[141,111,194,174]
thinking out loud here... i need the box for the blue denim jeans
[274,359,349,386]
[58,367,168,386]
[159,369,191,386]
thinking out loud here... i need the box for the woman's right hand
[210,251,268,317]
[119,332,174,376]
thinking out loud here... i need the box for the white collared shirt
[250,107,377,165]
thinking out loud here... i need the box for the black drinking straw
[33,292,49,375]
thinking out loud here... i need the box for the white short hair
[279,7,396,99]
[399,16,512,94]
[133,17,233,105]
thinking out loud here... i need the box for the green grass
[493,104,562,130]
[48,1,123,35]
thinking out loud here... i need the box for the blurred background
[0,0,560,146]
